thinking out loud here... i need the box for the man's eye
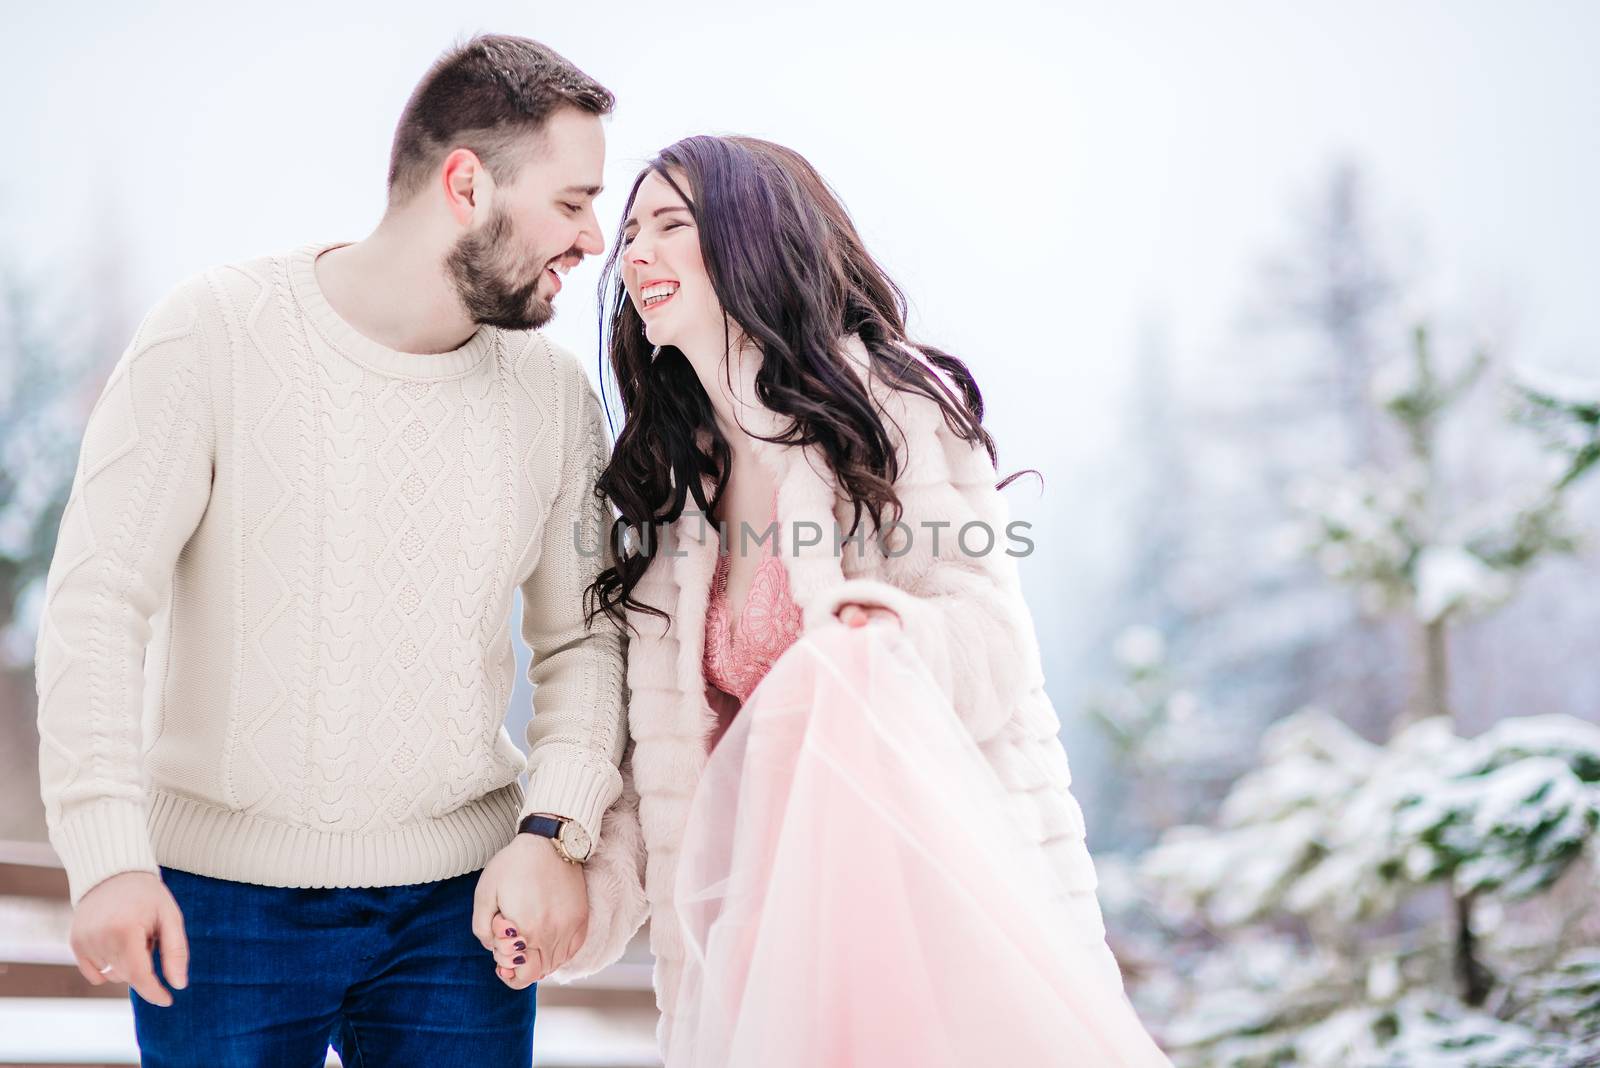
[562,203,582,214]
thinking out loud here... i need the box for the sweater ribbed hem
[519,758,621,848]
[53,798,162,906]
[146,784,523,889]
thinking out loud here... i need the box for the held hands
[471,607,894,991]
[70,871,189,1007]
[472,833,588,990]
[836,603,901,629]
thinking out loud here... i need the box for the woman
[492,136,1168,1064]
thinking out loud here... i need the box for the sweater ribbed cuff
[520,758,621,849]
[51,799,160,906]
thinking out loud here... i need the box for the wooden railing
[0,840,104,1000]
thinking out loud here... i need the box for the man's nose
[576,204,605,256]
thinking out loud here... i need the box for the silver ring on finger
[97,963,115,976]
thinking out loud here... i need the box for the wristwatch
[517,813,593,864]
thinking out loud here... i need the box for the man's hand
[70,871,189,1007]
[472,833,588,989]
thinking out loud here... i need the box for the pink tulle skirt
[667,623,1171,1067]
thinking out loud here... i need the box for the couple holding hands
[35,33,1167,1067]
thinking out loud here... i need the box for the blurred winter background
[2,1,1597,1065]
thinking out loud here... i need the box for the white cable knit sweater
[33,243,637,945]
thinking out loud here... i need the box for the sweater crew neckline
[288,242,496,380]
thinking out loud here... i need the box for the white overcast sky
[3,0,1596,713]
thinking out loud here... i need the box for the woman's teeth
[642,282,679,308]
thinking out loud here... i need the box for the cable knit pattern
[34,242,637,979]
[618,336,1122,1054]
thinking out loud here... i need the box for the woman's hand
[835,603,900,629]
[473,834,589,990]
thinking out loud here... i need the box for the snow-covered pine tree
[1087,166,1413,846]
[1292,326,1596,730]
[0,251,131,842]
[1139,706,1600,1065]
[1131,353,1600,1065]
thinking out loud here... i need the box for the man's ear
[472,164,499,224]
[440,148,496,227]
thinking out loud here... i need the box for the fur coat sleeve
[806,353,1044,744]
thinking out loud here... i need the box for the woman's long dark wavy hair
[587,135,1035,633]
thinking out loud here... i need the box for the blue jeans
[131,865,536,1067]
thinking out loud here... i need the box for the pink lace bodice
[703,493,804,707]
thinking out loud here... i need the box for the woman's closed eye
[622,222,686,249]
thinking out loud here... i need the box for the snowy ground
[0,998,660,1066]
[1,895,661,1067]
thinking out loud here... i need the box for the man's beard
[444,206,560,331]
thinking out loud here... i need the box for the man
[33,34,644,1064]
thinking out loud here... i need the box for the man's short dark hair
[387,34,614,204]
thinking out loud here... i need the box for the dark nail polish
[504,928,516,937]
[514,941,526,951]
[513,955,526,965]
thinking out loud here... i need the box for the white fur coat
[554,338,1118,1049]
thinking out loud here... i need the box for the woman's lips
[639,280,679,313]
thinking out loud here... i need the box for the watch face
[560,821,593,860]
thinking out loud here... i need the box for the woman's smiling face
[620,169,724,351]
